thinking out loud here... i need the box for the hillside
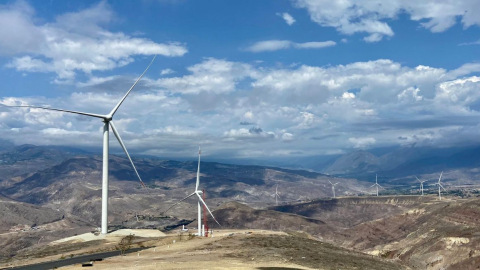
[213,197,480,270]
[0,195,64,232]
[0,151,373,228]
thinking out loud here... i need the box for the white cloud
[364,33,384,43]
[294,41,337,49]
[349,137,376,148]
[246,40,336,52]
[223,128,276,141]
[160,68,175,75]
[244,111,254,119]
[152,58,257,94]
[459,39,480,46]
[398,87,423,102]
[4,57,480,158]
[293,0,480,42]
[246,40,292,52]
[435,77,480,111]
[0,1,187,84]
[277,12,296,25]
[282,133,294,141]
[76,76,120,88]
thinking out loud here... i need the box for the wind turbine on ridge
[164,147,220,236]
[371,174,384,197]
[328,180,339,198]
[434,171,447,200]
[274,185,281,206]
[415,176,428,196]
[6,56,156,234]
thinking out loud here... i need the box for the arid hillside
[211,196,480,270]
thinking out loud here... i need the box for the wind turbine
[164,147,220,236]
[328,180,339,198]
[371,174,384,196]
[6,56,156,234]
[274,185,281,206]
[434,172,447,200]
[415,176,428,195]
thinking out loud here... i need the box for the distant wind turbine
[328,180,339,198]
[274,185,281,206]
[164,147,220,236]
[6,56,156,234]
[434,172,447,200]
[371,174,384,196]
[415,176,428,196]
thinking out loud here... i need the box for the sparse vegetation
[117,234,135,256]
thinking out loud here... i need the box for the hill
[213,196,480,270]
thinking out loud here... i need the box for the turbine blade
[328,180,333,185]
[109,55,156,117]
[110,121,146,188]
[196,192,221,226]
[6,105,105,119]
[370,184,376,187]
[164,192,196,214]
[438,171,443,183]
[377,184,385,190]
[196,146,201,191]
[415,176,421,182]
[439,184,447,192]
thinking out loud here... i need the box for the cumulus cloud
[0,1,187,84]
[3,56,480,158]
[276,12,296,25]
[246,40,336,52]
[151,58,257,94]
[293,0,480,42]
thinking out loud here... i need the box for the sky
[1,0,480,159]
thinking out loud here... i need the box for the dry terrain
[2,229,405,270]
[211,196,480,270]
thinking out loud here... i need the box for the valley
[0,144,479,269]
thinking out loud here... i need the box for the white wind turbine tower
[274,185,281,206]
[434,172,447,200]
[7,56,156,234]
[371,174,384,196]
[415,176,428,196]
[165,147,220,236]
[328,180,339,198]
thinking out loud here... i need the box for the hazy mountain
[0,146,374,230]
[0,139,14,152]
[325,150,380,175]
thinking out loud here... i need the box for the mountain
[0,139,14,152]
[325,150,380,175]
[0,194,64,232]
[0,144,90,189]
[0,150,374,228]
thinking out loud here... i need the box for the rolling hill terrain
[211,196,480,270]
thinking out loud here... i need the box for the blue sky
[1,0,480,159]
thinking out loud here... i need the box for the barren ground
[43,229,404,270]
